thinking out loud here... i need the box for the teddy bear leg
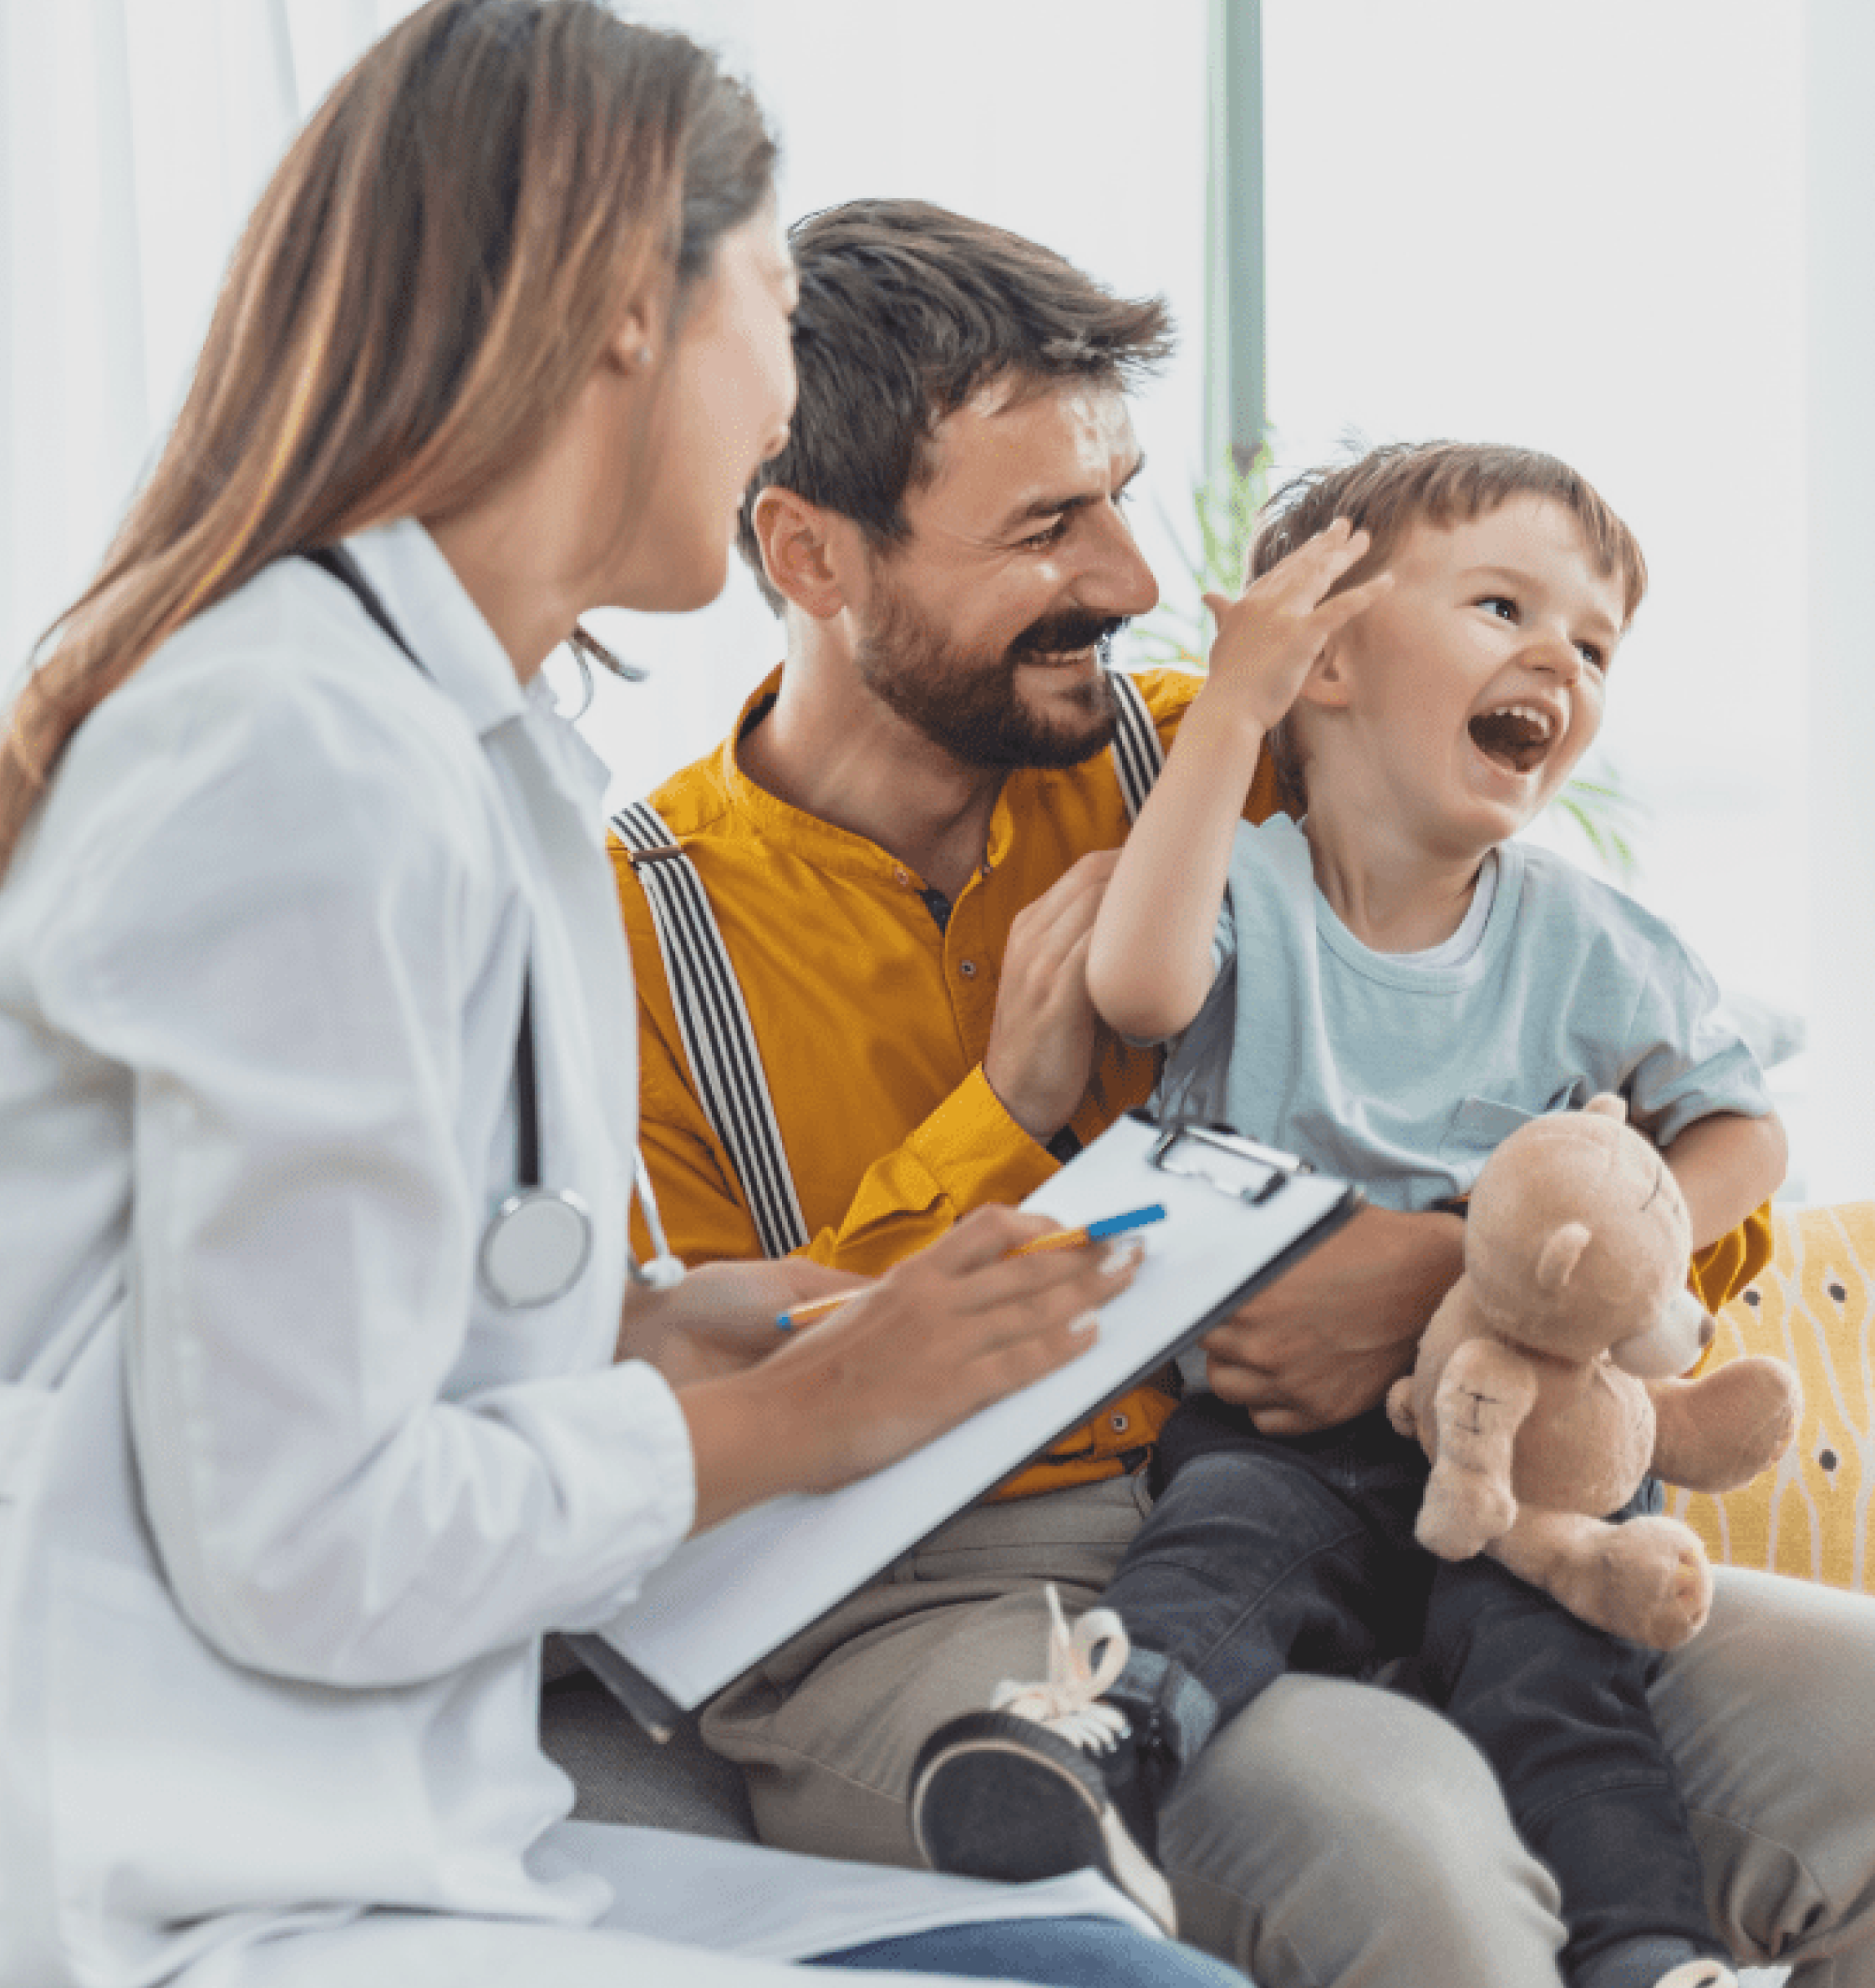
[1649,1355,1801,1493]
[1489,1508,1715,1650]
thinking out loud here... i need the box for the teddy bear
[1386,1094,1801,1650]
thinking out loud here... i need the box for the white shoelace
[991,1584,1132,1753]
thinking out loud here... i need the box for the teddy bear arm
[1386,1284,1470,1441]
[1429,1337,1538,1477]
[1415,1339,1539,1560]
[1648,1355,1802,1493]
[1385,1375,1418,1440]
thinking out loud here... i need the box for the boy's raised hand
[1201,516,1393,732]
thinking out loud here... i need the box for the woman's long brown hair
[0,0,774,877]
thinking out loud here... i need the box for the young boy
[908,442,1785,1988]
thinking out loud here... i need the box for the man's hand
[1201,1205,1466,1432]
[983,847,1120,1142]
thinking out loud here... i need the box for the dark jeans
[1103,1397,1720,1985]
[810,1915,1247,1986]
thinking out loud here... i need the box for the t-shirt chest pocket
[1438,1095,1539,1179]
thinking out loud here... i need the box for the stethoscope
[304,547,685,1306]
[628,1152,687,1291]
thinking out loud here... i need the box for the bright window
[1259,1,1817,1182]
[7,2,1862,1193]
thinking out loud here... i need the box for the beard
[851,572,1125,771]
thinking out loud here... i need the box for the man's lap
[1651,1565,1875,1986]
[701,1475,1151,1866]
[699,1479,1875,1988]
[699,1475,1565,1981]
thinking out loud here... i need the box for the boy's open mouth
[1468,702,1557,775]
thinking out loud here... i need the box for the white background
[3,0,1866,1194]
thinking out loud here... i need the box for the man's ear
[752,487,847,620]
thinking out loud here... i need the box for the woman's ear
[752,488,846,620]
[600,303,658,377]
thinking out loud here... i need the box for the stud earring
[634,344,654,367]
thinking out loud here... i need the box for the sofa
[540,1197,1875,1971]
[1668,1197,1872,1593]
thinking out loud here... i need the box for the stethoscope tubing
[628,1152,686,1289]
[301,545,601,1310]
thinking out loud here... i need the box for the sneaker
[908,1587,1177,1936]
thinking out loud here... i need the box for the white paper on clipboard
[572,1111,1359,1727]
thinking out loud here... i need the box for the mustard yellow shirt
[613,665,1769,1496]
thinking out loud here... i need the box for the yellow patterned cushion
[1667,1201,1874,1593]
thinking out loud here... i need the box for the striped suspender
[611,797,811,1259]
[1105,667,1165,822]
[615,672,1166,1259]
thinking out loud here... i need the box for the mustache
[1009,613,1128,660]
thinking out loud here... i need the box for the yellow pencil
[774,1202,1166,1332]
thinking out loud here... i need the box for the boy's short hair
[736,198,1173,613]
[1253,440,1648,812]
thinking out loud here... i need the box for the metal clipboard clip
[1147,1121,1314,1207]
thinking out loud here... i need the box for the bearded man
[603,201,1871,1988]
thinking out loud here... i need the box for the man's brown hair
[738,198,1173,611]
[1253,440,1648,811]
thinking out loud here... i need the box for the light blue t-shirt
[1152,815,1772,1213]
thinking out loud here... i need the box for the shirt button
[894,867,911,887]
[958,959,977,978]
[1109,1412,1130,1434]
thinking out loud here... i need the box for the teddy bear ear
[1584,1093,1629,1123]
[1536,1221,1593,1293]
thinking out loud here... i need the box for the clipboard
[569,1110,1360,1733]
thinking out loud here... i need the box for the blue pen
[775,1202,1166,1332]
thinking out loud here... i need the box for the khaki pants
[703,1477,1875,1988]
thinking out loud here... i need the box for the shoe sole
[909,1711,1178,1937]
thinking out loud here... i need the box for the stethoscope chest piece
[479,1187,594,1309]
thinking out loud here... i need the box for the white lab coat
[0,521,699,1983]
[0,522,1163,1988]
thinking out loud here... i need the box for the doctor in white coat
[0,7,1248,1986]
